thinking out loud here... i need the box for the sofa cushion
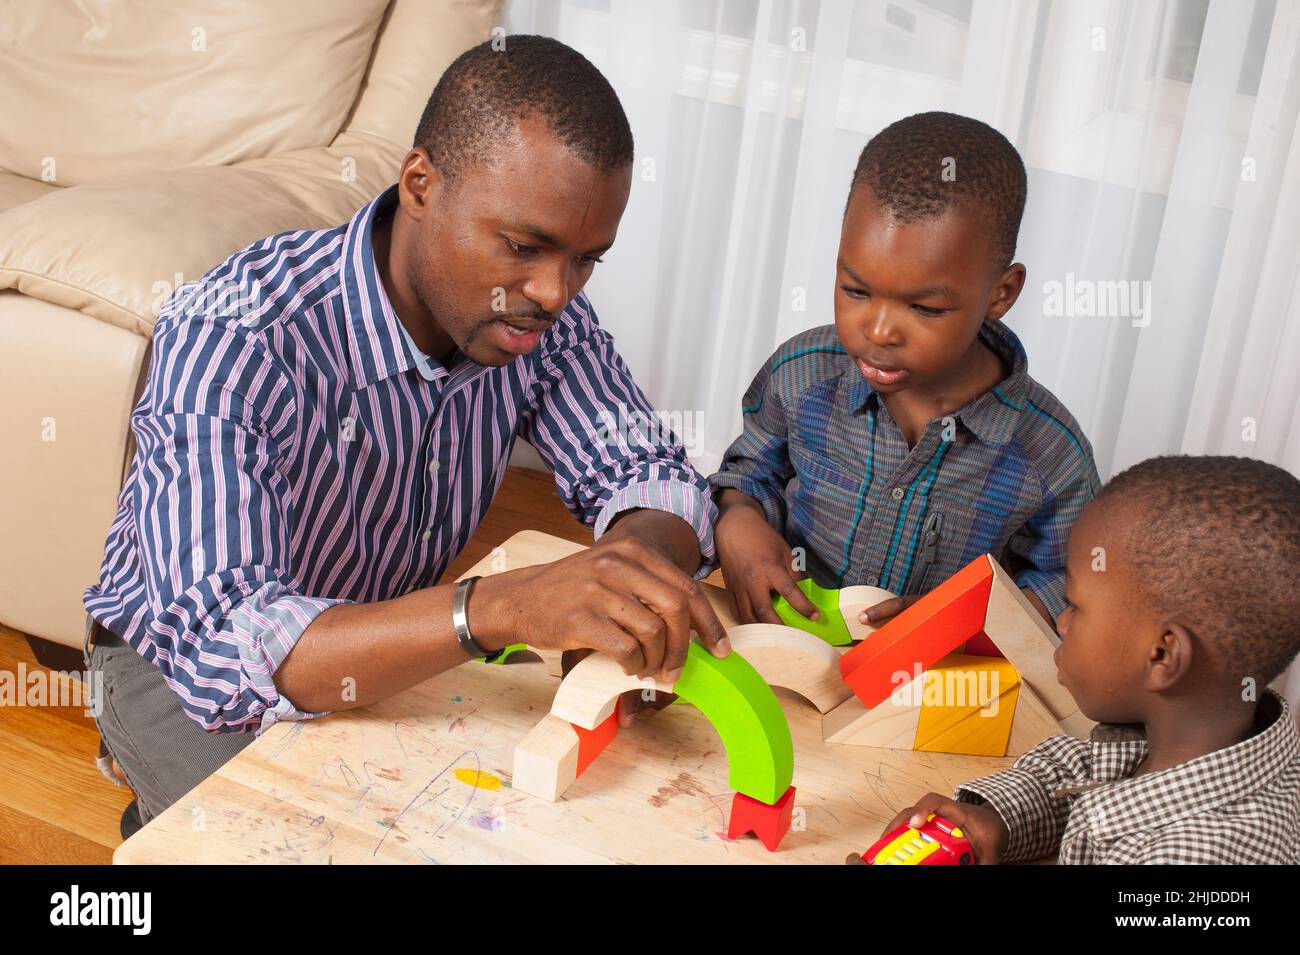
[0,134,404,337]
[0,172,58,214]
[0,0,389,187]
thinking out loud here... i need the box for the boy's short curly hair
[850,111,1027,271]
[1096,455,1300,687]
[413,34,634,185]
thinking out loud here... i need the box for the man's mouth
[855,356,909,386]
[493,317,552,355]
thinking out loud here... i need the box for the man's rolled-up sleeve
[516,293,717,578]
[132,321,349,734]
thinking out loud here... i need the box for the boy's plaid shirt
[709,321,1099,620]
[956,689,1300,864]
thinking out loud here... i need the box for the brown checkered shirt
[954,688,1300,864]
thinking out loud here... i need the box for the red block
[571,711,618,776]
[839,556,993,709]
[727,785,796,852]
[963,629,1003,658]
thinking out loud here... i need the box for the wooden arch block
[549,641,795,806]
[838,585,899,642]
[725,623,852,713]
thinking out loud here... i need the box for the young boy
[710,111,1098,630]
[866,455,1300,865]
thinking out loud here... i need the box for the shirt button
[864,575,879,586]
[420,529,432,543]
[428,460,440,473]
[891,487,905,501]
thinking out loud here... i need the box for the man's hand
[715,489,818,625]
[472,535,729,683]
[849,792,1009,865]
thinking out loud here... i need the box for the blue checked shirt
[84,186,716,734]
[709,321,1099,620]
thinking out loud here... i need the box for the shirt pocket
[788,441,865,496]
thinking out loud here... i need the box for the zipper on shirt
[911,510,945,592]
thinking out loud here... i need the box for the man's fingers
[752,582,785,625]
[684,581,729,660]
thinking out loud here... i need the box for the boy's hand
[715,490,819,625]
[856,792,1010,865]
[859,593,921,627]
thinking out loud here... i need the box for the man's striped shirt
[708,321,1099,619]
[84,186,716,733]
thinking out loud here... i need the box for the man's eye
[840,285,869,300]
[505,238,537,256]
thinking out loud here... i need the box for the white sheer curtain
[503,0,1300,710]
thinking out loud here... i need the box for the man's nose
[523,261,572,316]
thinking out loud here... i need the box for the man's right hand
[469,536,729,684]
[714,489,819,625]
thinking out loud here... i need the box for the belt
[88,618,128,649]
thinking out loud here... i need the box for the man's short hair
[1096,455,1300,687]
[414,34,634,184]
[850,111,1027,271]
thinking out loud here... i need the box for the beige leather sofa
[0,0,500,650]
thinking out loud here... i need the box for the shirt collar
[842,321,1033,447]
[1070,689,1299,840]
[340,185,435,389]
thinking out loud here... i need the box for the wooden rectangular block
[822,670,924,748]
[513,714,580,802]
[982,557,1092,738]
[839,557,993,709]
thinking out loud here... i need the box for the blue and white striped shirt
[84,186,716,734]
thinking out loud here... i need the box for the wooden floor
[0,466,597,865]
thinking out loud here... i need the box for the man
[84,35,728,835]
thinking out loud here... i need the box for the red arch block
[839,556,993,709]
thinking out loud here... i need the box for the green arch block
[673,642,794,805]
[773,578,852,646]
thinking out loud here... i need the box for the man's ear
[1145,620,1196,692]
[397,147,442,221]
[985,262,1027,323]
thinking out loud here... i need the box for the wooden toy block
[512,714,580,801]
[672,642,794,805]
[550,653,674,730]
[821,669,925,747]
[725,623,852,713]
[549,641,795,805]
[573,710,618,776]
[727,784,797,852]
[773,578,853,645]
[838,585,898,642]
[537,648,565,677]
[981,556,1092,738]
[1006,677,1069,756]
[839,556,993,709]
[912,654,1021,757]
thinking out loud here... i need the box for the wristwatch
[452,576,494,660]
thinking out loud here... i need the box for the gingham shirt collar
[1066,689,1298,840]
[843,320,1032,447]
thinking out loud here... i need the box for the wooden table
[115,531,1020,864]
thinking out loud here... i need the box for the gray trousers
[84,615,256,825]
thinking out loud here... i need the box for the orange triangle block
[839,556,993,709]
